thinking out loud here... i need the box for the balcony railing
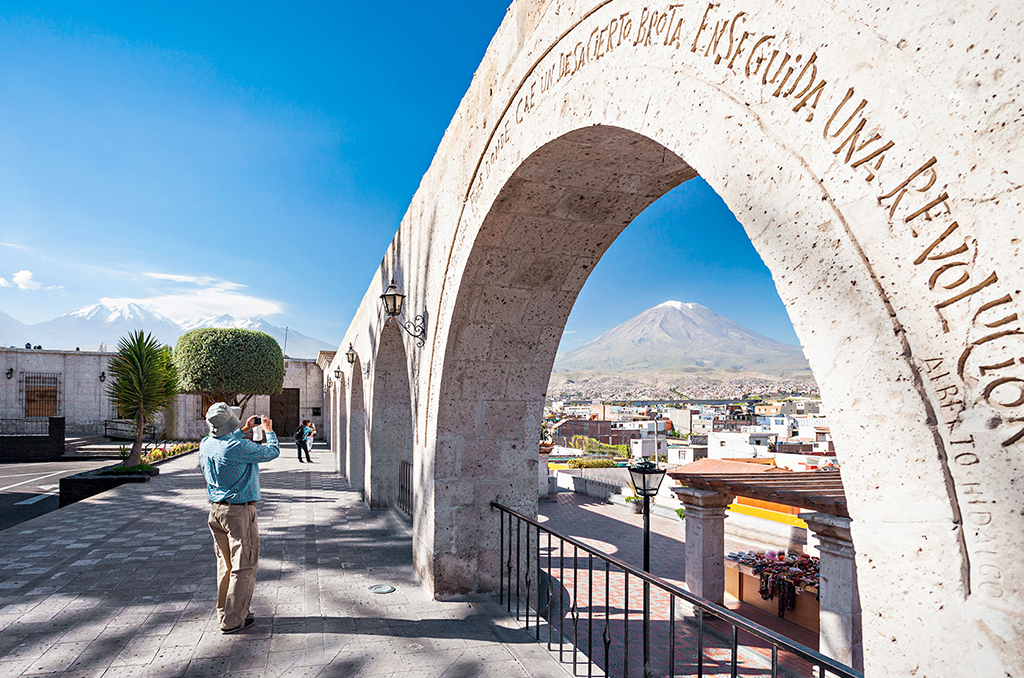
[103,420,156,442]
[492,501,862,678]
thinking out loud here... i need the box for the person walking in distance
[294,418,314,463]
[200,403,279,634]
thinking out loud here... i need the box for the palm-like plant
[106,331,178,468]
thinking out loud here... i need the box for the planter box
[59,465,159,507]
[58,447,197,507]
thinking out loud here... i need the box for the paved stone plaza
[0,449,569,678]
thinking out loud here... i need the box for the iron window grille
[20,372,62,419]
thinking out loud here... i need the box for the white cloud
[101,272,284,323]
[144,272,243,290]
[0,242,31,251]
[0,278,9,287]
[12,270,41,290]
[562,330,577,335]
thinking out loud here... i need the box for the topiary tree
[173,328,284,413]
[106,331,178,468]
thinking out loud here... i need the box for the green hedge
[568,458,619,469]
[174,328,284,403]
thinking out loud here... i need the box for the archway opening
[426,122,857,665]
[347,356,366,492]
[367,321,415,510]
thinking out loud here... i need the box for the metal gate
[398,461,413,516]
[270,388,299,437]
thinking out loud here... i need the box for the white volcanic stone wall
[331,1,1024,675]
[0,348,113,436]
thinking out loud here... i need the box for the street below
[0,460,112,532]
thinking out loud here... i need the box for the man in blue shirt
[199,403,279,634]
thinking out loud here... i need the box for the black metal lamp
[99,371,106,383]
[5,368,12,380]
[345,344,357,365]
[324,377,330,393]
[380,278,405,317]
[628,457,665,498]
[628,455,665,677]
[379,278,426,347]
[334,366,342,379]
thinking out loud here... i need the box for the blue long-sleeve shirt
[199,429,280,503]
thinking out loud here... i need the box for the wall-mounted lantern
[380,279,405,317]
[334,366,342,380]
[380,278,426,346]
[345,344,357,365]
[5,368,12,380]
[99,371,106,383]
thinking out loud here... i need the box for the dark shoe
[222,616,256,634]
[297,459,304,463]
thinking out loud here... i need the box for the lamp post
[628,455,666,678]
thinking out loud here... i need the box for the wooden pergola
[667,468,848,517]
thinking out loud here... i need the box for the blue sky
[0,1,800,348]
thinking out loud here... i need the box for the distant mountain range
[553,301,810,378]
[0,303,334,359]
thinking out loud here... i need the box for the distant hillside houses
[545,396,835,472]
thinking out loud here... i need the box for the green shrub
[676,508,686,519]
[174,328,284,410]
[567,458,619,469]
[110,463,155,473]
[569,435,630,457]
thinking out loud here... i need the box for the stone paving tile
[0,448,570,678]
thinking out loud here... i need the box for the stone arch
[347,356,366,492]
[336,2,1023,674]
[367,321,415,509]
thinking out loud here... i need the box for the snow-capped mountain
[1,303,335,358]
[553,301,810,377]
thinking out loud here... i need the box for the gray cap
[206,402,242,438]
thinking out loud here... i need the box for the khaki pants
[208,503,260,630]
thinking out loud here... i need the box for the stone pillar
[674,487,734,605]
[800,512,862,671]
[539,445,552,500]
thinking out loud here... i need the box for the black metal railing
[103,420,156,442]
[397,460,413,516]
[492,501,862,678]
